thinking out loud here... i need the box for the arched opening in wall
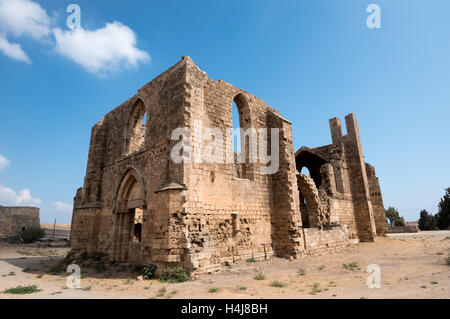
[297,173,323,229]
[301,167,311,177]
[113,169,146,263]
[295,149,327,188]
[126,99,147,155]
[232,100,241,153]
[133,207,143,243]
[232,92,252,179]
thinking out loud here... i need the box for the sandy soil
[0,231,449,299]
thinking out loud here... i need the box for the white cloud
[0,0,51,63]
[0,37,31,64]
[52,201,72,213]
[0,155,10,170]
[0,0,51,39]
[0,0,150,73]
[0,184,42,206]
[53,22,150,75]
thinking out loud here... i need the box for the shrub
[208,287,219,293]
[17,227,45,243]
[446,256,450,265]
[310,282,322,295]
[132,263,157,280]
[157,287,166,297]
[246,257,257,263]
[253,273,265,280]
[270,280,285,287]
[343,262,360,271]
[3,285,41,295]
[159,264,189,283]
[298,268,306,276]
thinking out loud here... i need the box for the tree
[385,207,405,227]
[17,227,45,243]
[436,187,450,230]
[418,209,436,231]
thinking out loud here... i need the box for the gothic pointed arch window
[231,92,254,180]
[126,99,147,155]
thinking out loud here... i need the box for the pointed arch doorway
[112,169,146,263]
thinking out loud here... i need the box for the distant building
[0,205,40,239]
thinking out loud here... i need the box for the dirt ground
[0,230,449,299]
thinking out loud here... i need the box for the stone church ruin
[70,56,387,275]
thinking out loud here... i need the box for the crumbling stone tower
[295,114,387,242]
[71,57,387,275]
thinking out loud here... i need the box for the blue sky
[0,0,449,223]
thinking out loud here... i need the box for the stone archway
[112,169,146,263]
[297,173,327,229]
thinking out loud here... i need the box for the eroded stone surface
[70,57,387,275]
[0,206,40,239]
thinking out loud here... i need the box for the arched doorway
[112,169,146,262]
[295,149,327,188]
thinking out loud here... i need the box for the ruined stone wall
[0,206,40,239]
[178,60,303,274]
[296,114,387,243]
[366,163,388,236]
[71,58,189,271]
[387,225,419,233]
[303,225,350,256]
[71,57,386,275]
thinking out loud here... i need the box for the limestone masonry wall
[71,56,387,275]
[0,206,40,239]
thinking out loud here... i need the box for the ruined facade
[0,206,40,239]
[70,57,387,275]
[296,114,388,247]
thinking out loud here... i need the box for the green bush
[132,263,157,279]
[446,256,450,265]
[253,273,265,280]
[159,264,190,283]
[343,262,360,271]
[17,227,45,243]
[141,264,157,280]
[3,285,41,294]
[270,280,285,287]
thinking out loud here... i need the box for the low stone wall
[387,225,419,233]
[0,206,40,239]
[303,225,351,256]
